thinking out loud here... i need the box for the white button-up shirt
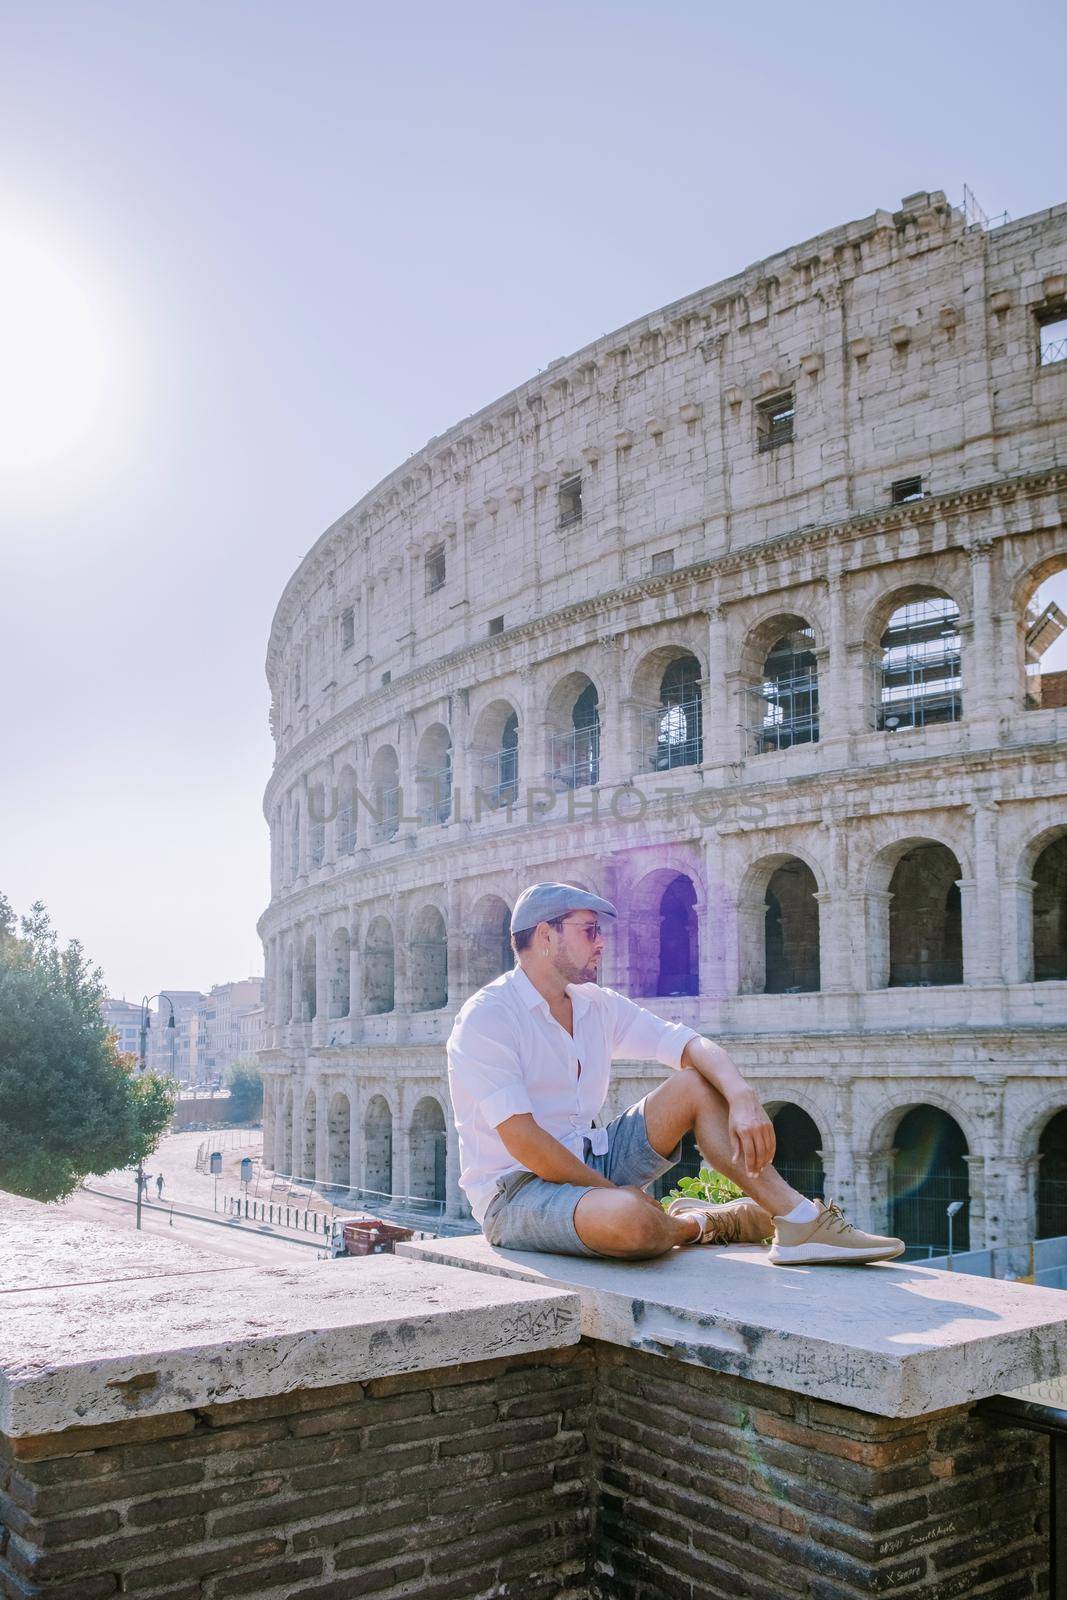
[446,964,699,1223]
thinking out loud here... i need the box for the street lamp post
[137,994,176,1231]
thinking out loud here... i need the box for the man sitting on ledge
[447,882,904,1265]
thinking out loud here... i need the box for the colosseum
[258,188,1067,1257]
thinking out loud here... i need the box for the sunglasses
[548,916,605,943]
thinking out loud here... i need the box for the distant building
[237,1004,266,1063]
[198,979,264,1080]
[100,998,143,1060]
[146,990,204,1083]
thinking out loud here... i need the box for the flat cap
[510,881,618,935]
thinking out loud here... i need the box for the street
[53,1181,329,1270]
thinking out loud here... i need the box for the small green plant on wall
[660,1165,744,1210]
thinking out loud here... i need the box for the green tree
[226,1058,263,1123]
[0,898,177,1202]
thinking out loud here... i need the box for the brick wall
[0,1341,1052,1600]
[0,1348,593,1600]
[591,1344,1049,1600]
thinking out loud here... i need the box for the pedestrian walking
[155,1173,165,1199]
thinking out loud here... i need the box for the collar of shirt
[509,963,591,1024]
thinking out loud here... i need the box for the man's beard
[554,950,599,985]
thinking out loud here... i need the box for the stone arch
[280,1086,294,1176]
[329,926,351,1017]
[545,669,602,790]
[368,744,400,841]
[327,1090,351,1187]
[301,1089,317,1182]
[740,612,821,756]
[281,943,294,1024]
[469,894,514,990]
[863,584,964,733]
[363,916,395,1014]
[410,903,448,1011]
[1009,548,1067,712]
[409,1096,447,1206]
[628,866,702,997]
[737,850,826,995]
[1030,830,1067,982]
[628,643,706,773]
[307,779,326,869]
[289,797,301,878]
[300,934,317,1021]
[887,1104,971,1255]
[363,1094,393,1198]
[862,835,967,990]
[1036,1108,1067,1238]
[470,698,520,808]
[335,762,359,855]
[415,722,452,826]
[763,1102,826,1197]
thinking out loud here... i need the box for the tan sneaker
[666,1195,774,1246]
[769,1199,905,1265]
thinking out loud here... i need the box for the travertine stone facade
[258,190,1067,1244]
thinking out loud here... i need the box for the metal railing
[747,671,819,753]
[548,725,600,790]
[1042,336,1067,367]
[636,696,704,771]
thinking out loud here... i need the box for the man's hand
[727,1088,775,1179]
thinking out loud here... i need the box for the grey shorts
[480,1095,682,1258]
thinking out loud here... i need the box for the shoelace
[706,1209,744,1245]
[816,1200,857,1236]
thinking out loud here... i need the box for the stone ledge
[397,1233,1067,1418]
[0,1194,580,1439]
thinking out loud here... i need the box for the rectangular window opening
[651,550,674,575]
[756,392,795,452]
[558,475,583,528]
[891,476,925,504]
[488,615,504,635]
[425,545,446,595]
[341,607,355,650]
[1038,311,1067,367]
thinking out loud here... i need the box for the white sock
[677,1211,704,1243]
[781,1198,820,1223]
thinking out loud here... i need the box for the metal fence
[891,1168,970,1254]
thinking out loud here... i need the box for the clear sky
[1,0,1064,1002]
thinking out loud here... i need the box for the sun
[0,224,111,473]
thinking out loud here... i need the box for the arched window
[657,875,699,996]
[416,725,453,826]
[469,897,514,991]
[771,1105,824,1198]
[328,1092,351,1188]
[410,906,448,1011]
[301,935,317,1021]
[363,917,395,1014]
[878,594,961,731]
[654,656,703,769]
[499,712,519,802]
[307,782,326,869]
[764,860,820,993]
[363,1096,393,1199]
[1038,1110,1067,1238]
[1033,837,1067,981]
[549,679,600,789]
[753,628,819,752]
[336,766,358,855]
[888,844,962,987]
[409,1097,447,1208]
[369,747,400,842]
[891,1106,969,1254]
[301,1091,317,1182]
[329,928,351,1018]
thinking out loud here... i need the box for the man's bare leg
[573,1071,804,1259]
[643,1069,805,1218]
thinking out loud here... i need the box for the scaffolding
[549,723,600,790]
[879,598,961,730]
[748,630,819,753]
[635,692,704,771]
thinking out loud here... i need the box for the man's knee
[576,1188,672,1257]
